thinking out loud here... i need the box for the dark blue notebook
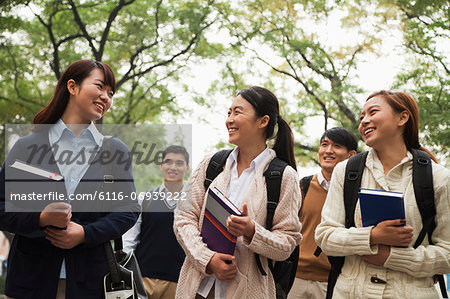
[358,188,405,227]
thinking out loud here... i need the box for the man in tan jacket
[289,127,357,299]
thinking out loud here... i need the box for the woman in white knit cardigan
[315,90,449,299]
[174,86,302,299]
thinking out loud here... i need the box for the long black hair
[237,86,296,170]
[33,60,116,124]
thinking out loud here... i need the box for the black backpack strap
[410,149,447,298]
[313,246,322,257]
[437,275,448,299]
[299,175,313,225]
[264,158,288,229]
[343,152,367,228]
[255,157,288,276]
[102,137,123,252]
[411,148,436,248]
[325,152,368,299]
[300,175,313,208]
[103,136,114,187]
[325,256,345,299]
[204,149,233,190]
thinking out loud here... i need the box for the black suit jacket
[0,129,140,299]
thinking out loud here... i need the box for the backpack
[316,149,448,299]
[299,175,313,214]
[204,149,299,299]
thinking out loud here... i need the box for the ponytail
[237,86,297,170]
[273,116,296,170]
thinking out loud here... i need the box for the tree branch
[294,143,320,166]
[98,0,136,58]
[118,41,160,89]
[68,0,99,59]
[279,27,335,81]
[282,29,357,125]
[116,65,184,124]
[295,143,317,153]
[117,0,163,88]
[26,3,62,79]
[117,19,214,88]
[255,53,329,130]
[406,41,449,74]
[342,45,363,80]
[330,78,357,125]
[225,63,240,94]
[5,45,40,107]
[400,7,430,26]
[56,34,84,48]
[154,0,163,42]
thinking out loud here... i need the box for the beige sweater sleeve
[173,155,215,275]
[383,163,450,277]
[316,158,450,278]
[245,166,302,261]
[315,161,378,256]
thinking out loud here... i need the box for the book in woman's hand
[358,188,405,227]
[201,187,241,255]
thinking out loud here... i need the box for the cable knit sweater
[174,149,302,299]
[315,149,450,299]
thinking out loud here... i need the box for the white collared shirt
[226,147,270,207]
[197,146,270,299]
[49,119,103,196]
[123,183,186,253]
[49,119,104,279]
[317,170,330,191]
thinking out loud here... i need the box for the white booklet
[10,160,64,181]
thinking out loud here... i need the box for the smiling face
[318,136,355,174]
[160,152,189,182]
[225,95,268,147]
[66,68,114,124]
[358,96,409,150]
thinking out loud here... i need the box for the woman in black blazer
[0,60,140,298]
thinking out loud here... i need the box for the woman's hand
[362,244,391,266]
[227,204,255,241]
[370,219,413,247]
[206,253,238,282]
[45,221,85,249]
[39,202,72,228]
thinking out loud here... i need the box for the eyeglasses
[162,159,186,167]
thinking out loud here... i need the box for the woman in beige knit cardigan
[315,91,449,298]
[174,86,302,299]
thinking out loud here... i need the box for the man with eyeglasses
[124,145,190,299]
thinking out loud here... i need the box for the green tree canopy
[208,0,449,165]
[390,0,449,162]
[1,0,448,165]
[0,0,218,161]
